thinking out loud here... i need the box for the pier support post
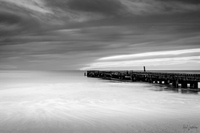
[148,78,153,83]
[131,76,136,82]
[172,80,178,88]
[191,82,198,89]
[194,82,198,89]
[164,80,169,85]
[181,82,187,88]
[190,82,193,89]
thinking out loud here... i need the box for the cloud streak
[67,0,124,15]
[81,56,200,70]
[98,48,200,61]
[157,0,200,5]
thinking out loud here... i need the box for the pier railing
[85,70,200,91]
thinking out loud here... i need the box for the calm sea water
[0,70,200,133]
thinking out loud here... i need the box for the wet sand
[0,71,200,133]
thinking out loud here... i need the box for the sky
[0,0,200,70]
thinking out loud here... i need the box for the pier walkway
[85,70,200,91]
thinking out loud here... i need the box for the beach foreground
[0,71,200,133]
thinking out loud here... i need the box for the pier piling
[86,70,200,92]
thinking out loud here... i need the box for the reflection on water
[0,70,200,133]
[148,84,199,94]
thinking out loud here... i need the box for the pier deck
[86,70,200,91]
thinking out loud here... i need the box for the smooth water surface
[0,70,200,133]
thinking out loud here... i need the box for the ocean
[0,70,200,133]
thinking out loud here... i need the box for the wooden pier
[85,70,200,91]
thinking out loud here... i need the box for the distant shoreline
[1,69,200,74]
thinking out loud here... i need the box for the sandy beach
[0,71,200,133]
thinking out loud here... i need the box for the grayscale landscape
[0,0,200,133]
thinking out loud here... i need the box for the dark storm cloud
[68,0,124,15]
[157,0,200,4]
[0,4,42,45]
[176,0,200,4]
[0,12,22,24]
[0,0,200,70]
[47,0,124,16]
[0,11,20,37]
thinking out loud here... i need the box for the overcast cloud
[0,0,200,70]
